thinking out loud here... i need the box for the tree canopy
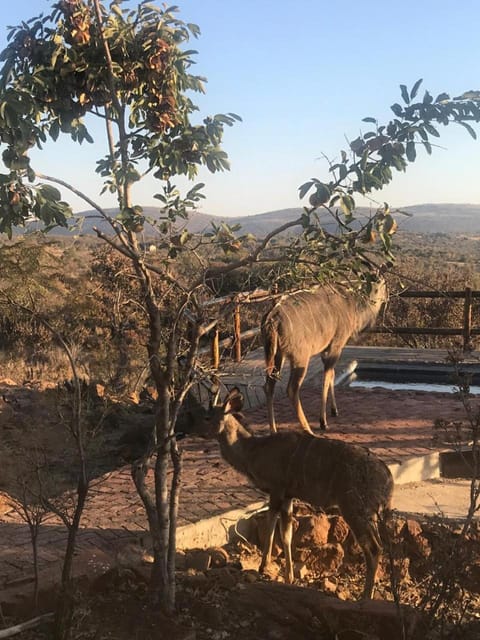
[1,0,480,622]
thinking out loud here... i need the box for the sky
[1,0,480,217]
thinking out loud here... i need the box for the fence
[201,287,480,367]
[375,288,480,351]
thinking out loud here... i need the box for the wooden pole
[463,286,472,351]
[234,302,241,362]
[211,327,220,369]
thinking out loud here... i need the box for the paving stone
[1,345,476,593]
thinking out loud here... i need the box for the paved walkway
[1,347,479,599]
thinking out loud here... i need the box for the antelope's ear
[224,387,244,413]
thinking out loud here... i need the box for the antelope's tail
[261,317,278,377]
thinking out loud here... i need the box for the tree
[0,0,480,625]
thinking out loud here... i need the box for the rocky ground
[6,506,480,640]
[1,378,479,639]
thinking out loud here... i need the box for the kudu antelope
[262,278,387,432]
[201,387,393,599]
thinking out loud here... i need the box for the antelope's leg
[329,367,338,417]
[264,351,283,433]
[287,365,312,434]
[264,374,278,433]
[259,504,280,574]
[320,352,340,429]
[279,499,294,583]
[320,366,333,430]
[350,519,382,600]
[361,539,380,600]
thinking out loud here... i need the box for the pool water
[349,378,480,394]
[346,363,480,395]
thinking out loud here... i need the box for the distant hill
[212,203,480,236]
[19,202,480,237]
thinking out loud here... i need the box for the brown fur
[262,279,387,432]
[203,388,393,599]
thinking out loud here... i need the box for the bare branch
[198,216,304,283]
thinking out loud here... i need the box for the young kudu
[262,278,387,432]
[202,387,393,600]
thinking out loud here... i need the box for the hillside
[19,202,480,237]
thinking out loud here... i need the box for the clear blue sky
[2,0,480,216]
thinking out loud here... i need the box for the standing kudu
[262,278,387,432]
[201,388,393,599]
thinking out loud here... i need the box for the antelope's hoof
[319,422,328,431]
[331,407,338,417]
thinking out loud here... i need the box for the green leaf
[298,181,314,200]
[410,79,423,100]
[406,141,416,162]
[362,117,377,124]
[435,92,450,103]
[400,84,410,104]
[423,123,440,137]
[391,103,403,117]
[391,155,406,171]
[338,164,348,181]
[457,121,477,139]
[423,140,432,154]
[423,91,433,104]
[340,194,355,215]
[39,184,62,201]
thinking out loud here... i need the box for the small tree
[1,0,480,622]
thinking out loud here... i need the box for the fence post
[234,301,241,362]
[211,327,220,369]
[463,286,472,351]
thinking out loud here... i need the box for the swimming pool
[344,362,480,395]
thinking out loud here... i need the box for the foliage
[0,0,239,236]
[1,0,480,625]
[295,82,480,280]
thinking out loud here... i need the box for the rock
[176,550,187,571]
[243,570,260,583]
[184,569,208,583]
[294,548,311,563]
[114,537,154,569]
[401,519,431,559]
[389,557,411,585]
[307,543,344,575]
[294,562,309,580]
[260,561,282,580]
[235,581,427,640]
[209,567,238,588]
[403,518,423,538]
[209,546,229,568]
[328,515,350,545]
[240,555,262,572]
[294,513,330,548]
[185,550,211,572]
[321,577,337,594]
